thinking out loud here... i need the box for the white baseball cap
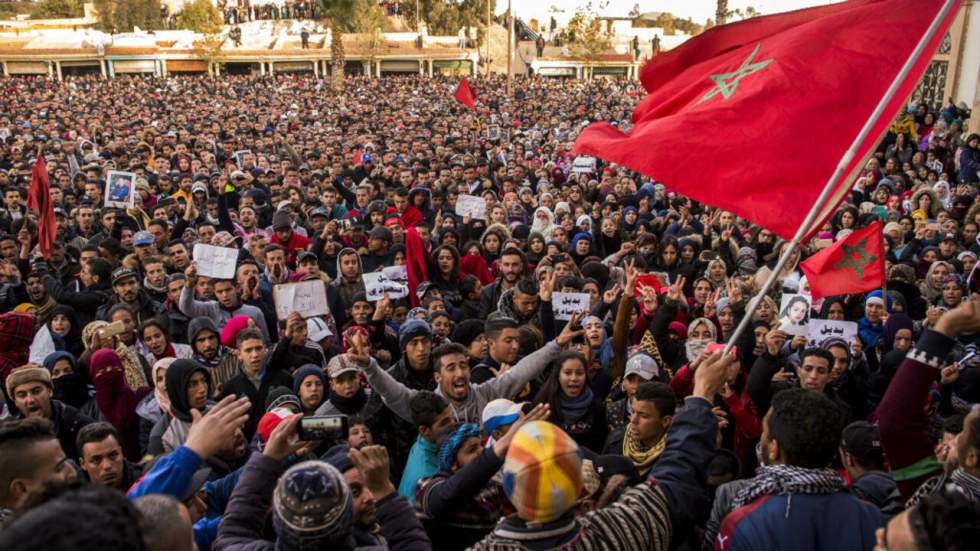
[624,353,659,381]
[306,317,332,342]
[482,398,523,433]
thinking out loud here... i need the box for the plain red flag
[573,0,960,240]
[800,221,885,300]
[454,78,476,110]
[28,155,56,258]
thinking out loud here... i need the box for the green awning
[433,60,470,69]
[592,66,628,75]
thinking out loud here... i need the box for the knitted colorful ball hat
[502,421,583,524]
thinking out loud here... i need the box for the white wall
[955,3,980,130]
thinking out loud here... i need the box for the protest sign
[363,271,409,301]
[778,294,811,337]
[273,280,329,320]
[104,170,136,209]
[455,194,487,220]
[192,244,238,279]
[807,319,858,349]
[382,265,408,287]
[233,149,252,169]
[553,292,590,321]
[572,156,597,175]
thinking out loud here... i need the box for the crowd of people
[0,71,978,551]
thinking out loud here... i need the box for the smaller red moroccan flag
[28,155,56,257]
[800,220,885,300]
[454,78,476,110]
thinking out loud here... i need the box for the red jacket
[876,329,947,500]
[269,230,310,267]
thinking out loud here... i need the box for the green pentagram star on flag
[834,238,878,279]
[696,43,774,105]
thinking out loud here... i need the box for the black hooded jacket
[166,359,214,423]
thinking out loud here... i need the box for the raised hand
[264,413,313,461]
[372,292,391,321]
[726,278,743,303]
[185,395,251,460]
[348,445,395,500]
[640,285,659,313]
[556,312,585,347]
[935,301,980,338]
[603,283,621,305]
[184,262,198,287]
[692,351,736,401]
[346,330,372,365]
[493,403,550,458]
[704,288,721,318]
[623,258,638,296]
[539,270,557,303]
[765,329,788,357]
[667,275,686,304]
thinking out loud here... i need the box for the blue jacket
[398,435,439,503]
[127,446,242,551]
[716,491,883,551]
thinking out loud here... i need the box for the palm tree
[715,0,729,25]
[319,0,358,90]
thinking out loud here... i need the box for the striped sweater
[471,397,717,551]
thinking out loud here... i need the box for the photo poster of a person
[105,170,136,209]
[778,294,811,337]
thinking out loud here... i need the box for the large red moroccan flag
[800,221,885,299]
[27,155,56,257]
[454,78,477,110]
[573,0,960,240]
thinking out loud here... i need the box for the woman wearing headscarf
[524,231,547,267]
[79,320,149,393]
[530,206,557,237]
[594,216,624,259]
[867,313,915,408]
[480,224,510,265]
[704,258,728,288]
[413,421,508,551]
[43,351,95,417]
[29,304,83,364]
[569,232,594,266]
[919,260,953,303]
[89,349,151,460]
[136,357,175,457]
[936,273,967,309]
[152,358,214,455]
[49,304,84,358]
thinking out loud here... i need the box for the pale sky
[498,1,840,26]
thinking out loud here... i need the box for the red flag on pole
[800,221,885,300]
[28,155,56,258]
[454,78,477,110]
[573,0,960,240]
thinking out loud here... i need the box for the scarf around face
[328,386,367,415]
[559,386,594,424]
[623,428,665,475]
[731,464,844,509]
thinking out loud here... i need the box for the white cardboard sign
[553,292,590,321]
[807,319,858,349]
[192,244,239,279]
[455,194,487,220]
[273,280,329,320]
[363,271,409,301]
